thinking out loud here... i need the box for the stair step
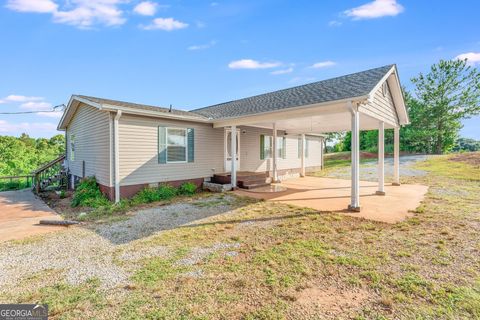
[241,182,271,189]
[238,178,267,188]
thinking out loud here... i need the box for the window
[276,137,285,158]
[260,135,285,159]
[382,82,388,97]
[226,131,239,160]
[70,134,75,161]
[297,136,309,158]
[166,128,187,163]
[263,135,273,158]
[305,138,309,158]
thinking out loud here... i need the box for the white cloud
[38,111,63,118]
[2,94,44,102]
[53,0,127,28]
[310,61,336,69]
[0,120,57,134]
[133,1,157,16]
[271,67,294,75]
[344,0,404,20]
[188,40,216,51]
[328,20,342,27]
[20,101,52,111]
[6,0,57,13]
[228,59,281,70]
[6,0,127,28]
[142,17,188,31]
[456,52,480,65]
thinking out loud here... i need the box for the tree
[410,59,480,153]
[0,134,65,176]
[323,132,345,153]
[453,137,480,152]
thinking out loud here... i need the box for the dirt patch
[38,191,88,218]
[291,285,371,318]
[449,152,480,166]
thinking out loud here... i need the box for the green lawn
[2,153,480,319]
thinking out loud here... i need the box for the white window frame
[263,135,285,159]
[70,134,75,161]
[166,127,188,164]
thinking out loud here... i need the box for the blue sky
[1,0,479,138]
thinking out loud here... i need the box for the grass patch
[20,278,105,318]
[414,154,480,181]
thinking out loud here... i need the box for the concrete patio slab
[234,176,428,223]
[0,189,64,243]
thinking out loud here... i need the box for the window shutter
[158,126,167,164]
[282,137,286,159]
[187,128,194,163]
[260,134,265,160]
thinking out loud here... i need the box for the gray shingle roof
[76,95,208,120]
[191,65,394,120]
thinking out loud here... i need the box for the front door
[224,128,240,172]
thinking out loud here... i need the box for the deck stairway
[33,154,67,193]
[212,171,270,189]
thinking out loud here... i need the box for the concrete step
[238,177,268,188]
[241,182,271,189]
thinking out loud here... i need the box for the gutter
[114,110,122,203]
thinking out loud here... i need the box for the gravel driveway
[321,154,430,181]
[0,194,243,295]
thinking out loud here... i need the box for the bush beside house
[70,177,198,221]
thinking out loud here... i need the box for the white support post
[300,133,306,177]
[376,121,385,195]
[114,110,122,203]
[230,125,237,189]
[349,106,361,211]
[393,126,400,186]
[272,123,278,182]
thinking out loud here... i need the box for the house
[57,64,408,211]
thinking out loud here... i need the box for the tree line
[0,133,65,176]
[326,59,480,154]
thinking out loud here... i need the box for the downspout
[114,110,122,203]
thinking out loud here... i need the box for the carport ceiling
[249,111,392,134]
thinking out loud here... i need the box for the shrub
[71,177,110,208]
[130,184,177,205]
[131,187,163,204]
[157,184,177,199]
[178,182,197,195]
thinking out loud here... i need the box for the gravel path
[322,154,430,181]
[0,195,241,294]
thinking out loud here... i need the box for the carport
[196,65,409,212]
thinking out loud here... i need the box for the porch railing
[33,154,67,193]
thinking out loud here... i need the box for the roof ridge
[75,94,171,110]
[191,64,394,113]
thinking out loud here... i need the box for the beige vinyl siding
[118,114,224,186]
[238,126,323,174]
[359,82,399,126]
[65,104,111,186]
